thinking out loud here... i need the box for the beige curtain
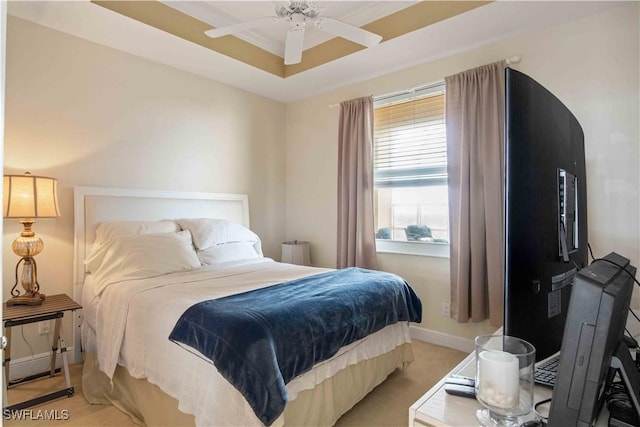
[445,61,506,326]
[337,96,378,270]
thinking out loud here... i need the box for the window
[373,84,449,257]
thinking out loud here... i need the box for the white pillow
[86,220,179,273]
[177,218,259,250]
[95,220,179,242]
[197,241,261,265]
[91,230,201,295]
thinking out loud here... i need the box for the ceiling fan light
[302,7,320,19]
[275,4,290,18]
[276,1,319,20]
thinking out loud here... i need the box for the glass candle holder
[475,335,535,427]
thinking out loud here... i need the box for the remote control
[450,374,473,380]
[444,383,476,399]
[445,376,475,387]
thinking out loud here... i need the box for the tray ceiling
[7,1,623,103]
[91,1,488,78]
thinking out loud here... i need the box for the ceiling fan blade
[284,24,305,65]
[204,16,278,38]
[316,17,382,48]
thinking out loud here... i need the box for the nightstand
[2,294,82,411]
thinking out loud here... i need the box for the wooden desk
[409,350,552,426]
[2,294,82,411]
[408,349,616,426]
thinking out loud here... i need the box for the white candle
[477,350,519,409]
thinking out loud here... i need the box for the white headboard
[71,186,249,362]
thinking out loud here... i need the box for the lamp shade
[281,240,311,266]
[3,173,61,218]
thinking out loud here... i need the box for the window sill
[375,239,450,258]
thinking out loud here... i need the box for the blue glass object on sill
[405,225,432,241]
[375,227,392,239]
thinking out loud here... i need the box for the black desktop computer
[548,252,640,426]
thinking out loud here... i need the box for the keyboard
[534,353,560,388]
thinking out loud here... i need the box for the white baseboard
[410,325,475,354]
[6,347,74,381]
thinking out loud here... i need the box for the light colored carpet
[5,340,466,426]
[335,340,466,426]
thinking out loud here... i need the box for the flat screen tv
[548,252,639,426]
[504,68,589,362]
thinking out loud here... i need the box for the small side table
[2,294,82,411]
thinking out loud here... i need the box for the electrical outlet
[441,302,451,317]
[38,320,51,335]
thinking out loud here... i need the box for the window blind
[374,89,446,188]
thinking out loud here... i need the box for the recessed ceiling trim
[92,0,490,79]
[301,2,417,50]
[364,1,491,42]
[286,1,491,77]
[92,0,286,77]
[162,1,286,57]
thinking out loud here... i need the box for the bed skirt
[82,343,414,426]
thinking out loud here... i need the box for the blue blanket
[168,267,422,425]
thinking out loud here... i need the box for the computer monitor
[548,252,640,426]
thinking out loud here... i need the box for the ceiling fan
[204,1,383,65]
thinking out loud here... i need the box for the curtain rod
[373,79,444,103]
[328,55,521,109]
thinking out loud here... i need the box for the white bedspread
[84,258,412,426]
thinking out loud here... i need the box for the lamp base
[7,292,45,306]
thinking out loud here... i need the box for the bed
[73,186,421,426]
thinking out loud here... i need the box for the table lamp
[3,172,60,306]
[281,240,311,266]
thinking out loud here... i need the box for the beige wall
[3,17,287,357]
[284,3,640,340]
